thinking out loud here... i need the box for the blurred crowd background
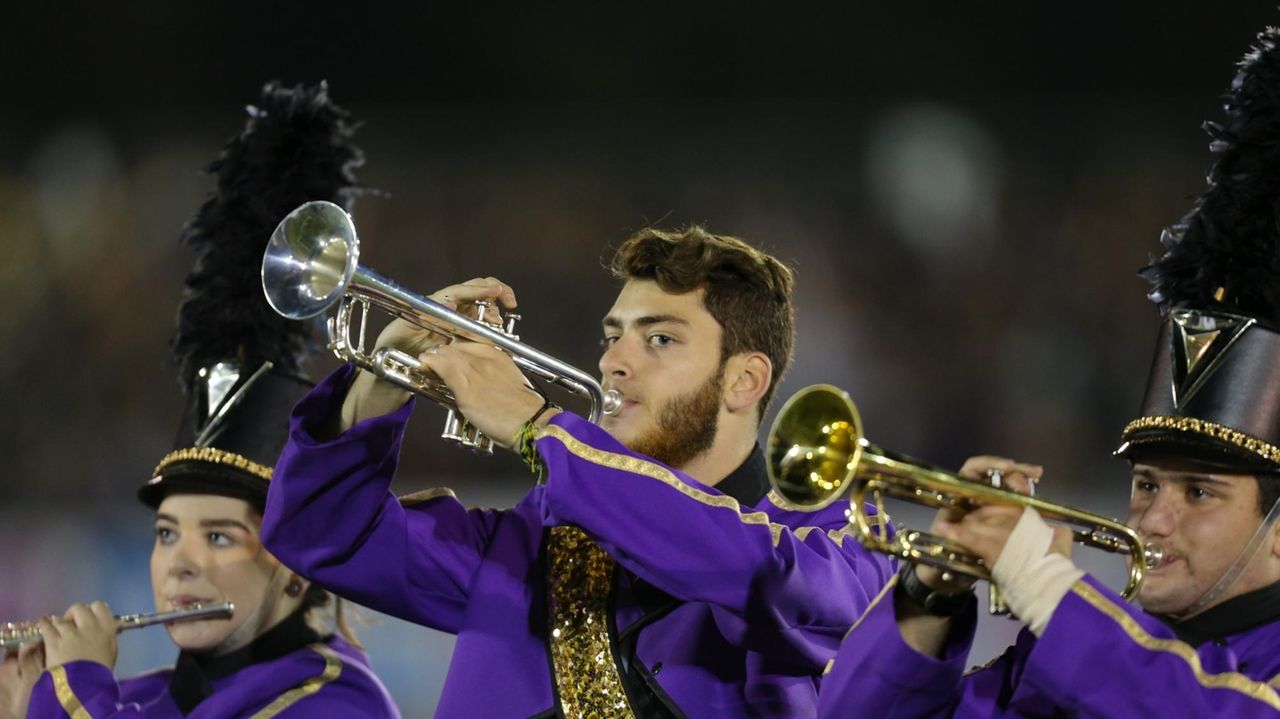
[2,3,1276,713]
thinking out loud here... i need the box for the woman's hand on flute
[0,641,43,719]
[38,602,118,671]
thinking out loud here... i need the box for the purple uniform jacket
[25,634,399,718]
[262,366,896,718]
[818,574,1280,718]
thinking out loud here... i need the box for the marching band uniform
[27,613,393,719]
[23,82,399,719]
[819,24,1280,719]
[263,364,896,718]
[818,574,1280,717]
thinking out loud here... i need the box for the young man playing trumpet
[818,25,1280,719]
[261,228,896,717]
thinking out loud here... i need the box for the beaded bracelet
[515,397,561,482]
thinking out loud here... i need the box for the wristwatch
[896,563,975,617]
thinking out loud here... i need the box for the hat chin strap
[208,564,290,656]
[1176,494,1280,618]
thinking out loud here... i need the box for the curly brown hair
[610,226,795,421]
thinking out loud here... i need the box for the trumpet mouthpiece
[602,389,623,416]
[1143,542,1165,569]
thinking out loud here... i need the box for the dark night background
[2,3,1276,712]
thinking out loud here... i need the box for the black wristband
[527,397,561,427]
[896,563,975,617]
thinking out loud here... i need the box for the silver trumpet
[1,602,235,650]
[262,201,621,453]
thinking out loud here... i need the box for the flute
[1,602,235,650]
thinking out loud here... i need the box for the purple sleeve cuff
[288,364,416,450]
[28,662,129,718]
[818,582,976,719]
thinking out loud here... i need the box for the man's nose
[599,336,632,379]
[1133,491,1177,537]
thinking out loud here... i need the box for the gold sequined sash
[546,525,637,719]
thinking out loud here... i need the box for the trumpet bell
[766,384,863,510]
[261,200,620,452]
[766,383,1160,604]
[262,200,359,320]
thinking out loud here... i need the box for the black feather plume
[1141,27,1280,328]
[171,80,364,391]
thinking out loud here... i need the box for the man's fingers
[482,276,518,309]
[418,348,466,391]
[456,277,518,308]
[957,456,1044,498]
[432,280,506,309]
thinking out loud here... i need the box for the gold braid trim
[546,526,636,718]
[249,643,344,719]
[538,424,853,548]
[49,666,92,719]
[1122,416,1280,465]
[1072,581,1280,710]
[152,447,274,481]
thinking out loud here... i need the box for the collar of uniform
[1156,578,1280,647]
[168,607,323,714]
[711,443,769,506]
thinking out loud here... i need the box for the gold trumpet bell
[765,384,1160,605]
[766,384,863,511]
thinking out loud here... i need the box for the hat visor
[138,462,269,511]
[1115,427,1280,474]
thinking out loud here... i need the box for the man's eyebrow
[602,314,689,329]
[1182,475,1233,487]
[1132,468,1233,486]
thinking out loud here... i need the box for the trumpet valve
[504,313,521,338]
[460,422,494,455]
[442,410,467,443]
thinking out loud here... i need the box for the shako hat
[1118,28,1280,473]
[140,81,364,509]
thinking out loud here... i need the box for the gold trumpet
[766,384,1162,602]
[1,603,234,650]
[262,201,620,454]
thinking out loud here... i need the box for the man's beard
[627,368,723,468]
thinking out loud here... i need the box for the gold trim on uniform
[249,643,344,719]
[767,489,821,513]
[49,666,92,719]
[538,424,848,548]
[1072,581,1280,710]
[152,447,274,482]
[1122,416,1280,465]
[546,526,636,719]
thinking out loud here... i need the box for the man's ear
[723,352,772,414]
